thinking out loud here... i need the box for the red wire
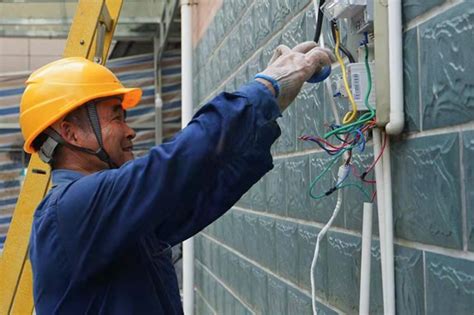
[371,191,377,203]
[365,132,387,175]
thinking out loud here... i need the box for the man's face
[94,98,136,166]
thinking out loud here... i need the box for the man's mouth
[123,146,133,152]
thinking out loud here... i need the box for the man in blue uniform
[19,42,334,314]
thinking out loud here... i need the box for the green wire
[309,149,347,200]
[323,43,374,139]
[309,42,375,202]
[337,183,371,201]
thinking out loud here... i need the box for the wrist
[254,73,280,98]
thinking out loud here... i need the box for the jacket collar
[51,169,85,187]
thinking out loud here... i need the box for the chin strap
[39,99,120,169]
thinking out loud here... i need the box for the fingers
[291,41,318,54]
[269,44,291,64]
[306,47,335,69]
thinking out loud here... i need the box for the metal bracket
[95,4,114,64]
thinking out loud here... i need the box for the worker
[20,41,334,314]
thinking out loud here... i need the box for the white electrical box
[321,0,367,20]
[347,62,375,111]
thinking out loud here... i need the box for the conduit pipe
[181,1,194,314]
[374,1,403,313]
[381,133,395,314]
[359,202,373,315]
[372,128,388,309]
[386,0,404,135]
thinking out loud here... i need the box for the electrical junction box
[321,0,367,20]
[352,0,374,33]
[347,62,375,111]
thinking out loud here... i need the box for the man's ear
[58,120,78,144]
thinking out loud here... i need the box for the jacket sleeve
[55,81,281,276]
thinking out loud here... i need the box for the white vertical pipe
[372,128,388,309]
[181,1,194,314]
[382,133,395,314]
[359,202,373,315]
[155,93,163,145]
[386,0,404,135]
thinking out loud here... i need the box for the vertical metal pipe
[373,128,388,309]
[359,202,373,315]
[382,134,396,314]
[181,1,194,314]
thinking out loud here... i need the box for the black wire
[313,0,326,43]
[330,20,356,63]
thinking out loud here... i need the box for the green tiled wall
[193,0,474,314]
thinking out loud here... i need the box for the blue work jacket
[30,82,281,314]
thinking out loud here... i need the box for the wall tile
[231,210,245,251]
[265,159,287,216]
[295,83,326,151]
[237,258,253,304]
[229,29,243,74]
[326,231,361,313]
[426,252,474,314]
[214,283,226,314]
[231,0,250,20]
[274,105,297,154]
[420,3,474,129]
[368,243,383,314]
[287,287,312,315]
[281,13,306,49]
[257,216,276,270]
[342,148,378,233]
[402,0,446,24]
[275,219,299,284]
[227,254,241,294]
[270,0,293,32]
[239,9,256,62]
[195,291,215,315]
[403,28,421,132]
[261,33,283,66]
[249,177,267,212]
[309,152,344,227]
[391,133,462,249]
[315,302,339,315]
[297,224,327,299]
[249,266,268,313]
[242,212,260,260]
[267,275,288,314]
[253,0,272,47]
[214,11,226,47]
[246,54,263,84]
[286,155,311,220]
[221,1,237,37]
[463,130,474,251]
[394,246,424,315]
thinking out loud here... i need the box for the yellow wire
[334,29,358,124]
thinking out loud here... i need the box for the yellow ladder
[0,1,123,313]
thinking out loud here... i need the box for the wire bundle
[301,30,377,201]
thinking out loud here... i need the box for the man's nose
[125,123,136,140]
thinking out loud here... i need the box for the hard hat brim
[23,87,142,154]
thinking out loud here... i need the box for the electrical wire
[324,37,375,139]
[334,28,358,124]
[311,189,342,315]
[330,20,356,63]
[313,0,326,43]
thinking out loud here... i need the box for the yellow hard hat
[20,57,142,154]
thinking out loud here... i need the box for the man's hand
[257,41,335,112]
